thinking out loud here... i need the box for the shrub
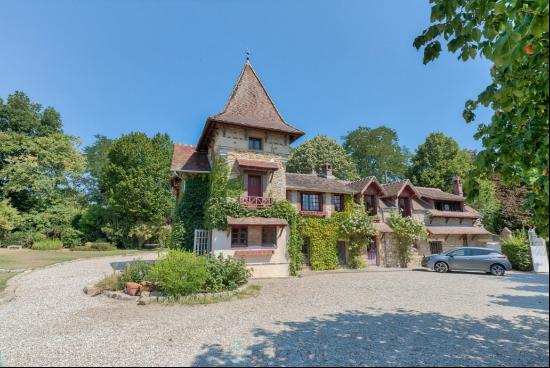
[31,240,64,250]
[149,250,207,298]
[71,242,117,252]
[120,261,152,284]
[204,255,251,292]
[61,227,83,248]
[88,242,117,251]
[95,273,124,291]
[387,211,428,268]
[3,231,35,247]
[502,231,532,271]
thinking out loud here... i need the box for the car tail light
[497,255,508,259]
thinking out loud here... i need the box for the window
[231,227,248,247]
[429,241,443,255]
[333,194,344,212]
[447,248,468,256]
[248,137,263,151]
[398,197,412,217]
[262,226,277,246]
[435,201,462,211]
[365,195,377,215]
[301,193,322,212]
[470,248,498,256]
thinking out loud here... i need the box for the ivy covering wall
[299,196,376,271]
[299,217,340,270]
[171,174,210,250]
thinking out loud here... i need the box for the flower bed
[90,251,253,304]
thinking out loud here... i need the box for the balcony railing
[240,196,273,209]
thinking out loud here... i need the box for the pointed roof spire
[197,62,304,150]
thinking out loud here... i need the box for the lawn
[0,248,159,292]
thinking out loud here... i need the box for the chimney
[452,176,463,196]
[320,163,334,179]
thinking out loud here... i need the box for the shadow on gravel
[193,309,549,367]
[489,272,549,313]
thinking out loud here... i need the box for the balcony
[240,196,273,209]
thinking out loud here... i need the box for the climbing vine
[299,216,340,270]
[334,196,377,269]
[171,174,210,250]
[202,158,304,275]
[386,211,428,268]
[299,196,377,270]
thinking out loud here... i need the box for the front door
[247,175,262,197]
[337,241,347,265]
[367,241,377,266]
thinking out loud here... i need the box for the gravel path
[0,255,547,367]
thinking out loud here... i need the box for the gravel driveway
[0,255,548,367]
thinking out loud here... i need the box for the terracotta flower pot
[126,282,141,296]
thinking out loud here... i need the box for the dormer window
[248,137,263,151]
[435,201,462,212]
[365,195,378,215]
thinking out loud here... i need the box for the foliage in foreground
[415,0,549,236]
[205,254,252,292]
[501,231,532,271]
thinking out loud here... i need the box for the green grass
[0,248,160,271]
[31,240,64,250]
[163,284,262,305]
[0,272,19,292]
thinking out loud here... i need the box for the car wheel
[434,261,449,273]
[490,264,506,276]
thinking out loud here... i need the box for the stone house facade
[170,62,494,277]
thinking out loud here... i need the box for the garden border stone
[86,284,251,305]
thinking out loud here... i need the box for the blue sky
[0,0,493,151]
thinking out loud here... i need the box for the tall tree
[99,132,173,246]
[342,126,410,182]
[414,0,549,235]
[466,178,500,233]
[286,135,359,180]
[0,91,85,240]
[409,133,473,192]
[83,134,113,203]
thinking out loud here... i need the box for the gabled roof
[285,173,355,194]
[171,144,211,173]
[197,63,304,150]
[416,186,464,201]
[381,180,421,198]
[348,176,387,196]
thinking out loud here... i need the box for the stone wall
[209,126,289,200]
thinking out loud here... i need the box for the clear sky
[0,0,493,151]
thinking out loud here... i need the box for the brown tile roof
[382,180,421,198]
[237,158,279,171]
[429,209,480,219]
[347,177,387,195]
[285,173,356,194]
[227,217,288,226]
[427,226,492,235]
[416,186,464,201]
[171,144,211,172]
[197,63,304,150]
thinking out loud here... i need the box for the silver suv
[422,247,512,276]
